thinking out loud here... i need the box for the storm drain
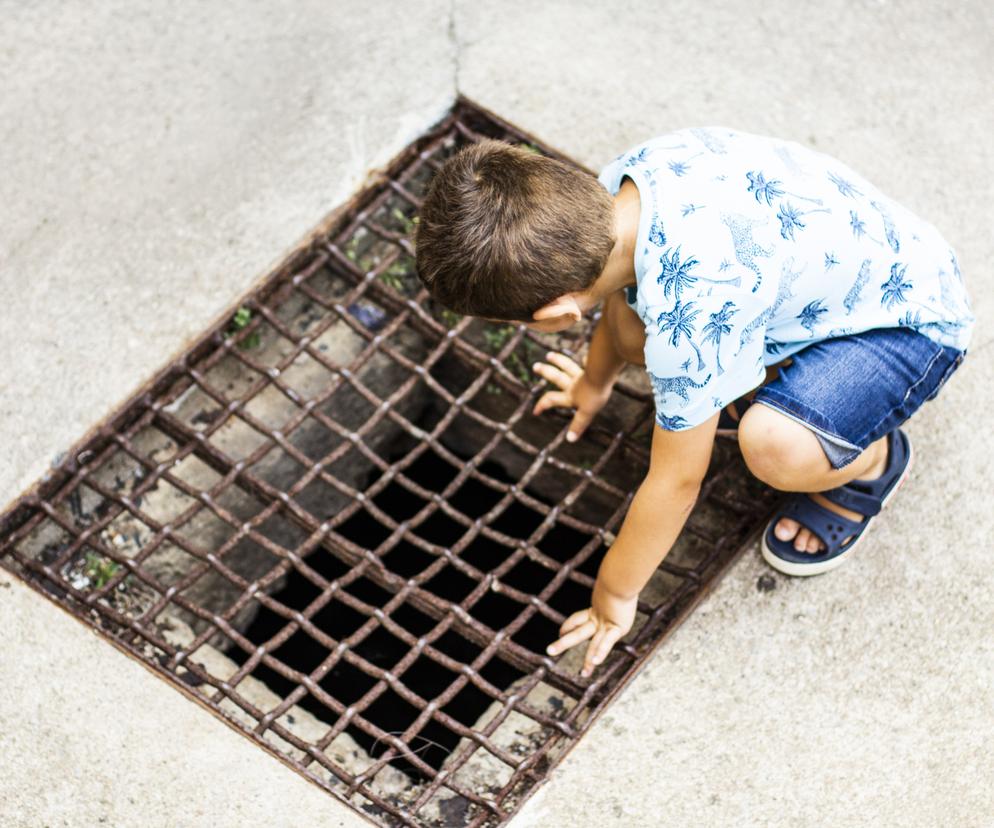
[0,98,779,827]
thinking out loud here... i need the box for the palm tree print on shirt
[898,308,965,339]
[797,299,829,335]
[849,210,883,245]
[624,146,651,167]
[777,201,831,241]
[827,171,863,198]
[656,412,691,430]
[824,252,840,270]
[881,263,913,310]
[668,152,704,177]
[656,246,741,300]
[656,299,706,371]
[746,171,825,207]
[701,301,738,375]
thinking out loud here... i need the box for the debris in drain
[347,301,389,332]
[0,98,779,828]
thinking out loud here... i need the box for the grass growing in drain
[225,306,260,350]
[482,324,545,393]
[391,207,416,235]
[439,308,462,328]
[83,551,121,589]
[343,233,415,294]
[379,258,412,291]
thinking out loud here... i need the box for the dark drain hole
[228,444,606,780]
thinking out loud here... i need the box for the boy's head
[414,139,616,330]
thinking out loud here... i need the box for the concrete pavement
[2,1,992,825]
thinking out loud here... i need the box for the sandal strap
[820,485,883,516]
[819,430,910,517]
[778,494,866,553]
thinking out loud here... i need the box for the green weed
[391,207,416,235]
[482,324,543,386]
[84,551,121,589]
[225,306,260,349]
[380,258,413,291]
[439,309,462,328]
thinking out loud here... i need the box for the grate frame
[0,97,780,828]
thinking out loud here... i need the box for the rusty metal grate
[0,97,778,827]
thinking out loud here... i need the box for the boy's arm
[546,413,718,676]
[582,300,628,389]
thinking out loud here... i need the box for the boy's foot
[760,429,914,576]
[773,434,890,553]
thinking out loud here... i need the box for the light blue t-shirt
[597,127,974,431]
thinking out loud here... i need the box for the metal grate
[0,97,779,827]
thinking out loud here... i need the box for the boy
[414,129,973,678]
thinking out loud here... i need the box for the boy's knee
[739,404,821,489]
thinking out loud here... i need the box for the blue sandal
[760,428,914,576]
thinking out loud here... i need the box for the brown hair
[414,139,615,321]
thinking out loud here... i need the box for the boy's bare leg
[722,356,890,554]
[737,404,890,553]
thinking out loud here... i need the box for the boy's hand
[545,579,637,678]
[532,352,613,442]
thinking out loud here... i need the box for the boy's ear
[532,294,582,323]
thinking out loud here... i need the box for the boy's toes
[792,528,825,554]
[775,517,800,541]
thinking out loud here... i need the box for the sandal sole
[759,431,915,577]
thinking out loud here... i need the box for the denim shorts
[752,327,966,469]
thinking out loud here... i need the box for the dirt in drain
[227,446,606,780]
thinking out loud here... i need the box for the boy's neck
[584,177,641,306]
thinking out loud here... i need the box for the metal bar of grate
[0,96,780,827]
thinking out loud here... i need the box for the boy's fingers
[566,409,593,443]
[532,362,572,390]
[580,629,606,677]
[546,618,596,657]
[558,608,591,636]
[546,352,583,377]
[533,390,570,416]
[581,626,623,678]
